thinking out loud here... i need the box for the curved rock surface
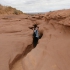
[23,9,70,70]
[0,14,33,70]
[0,9,70,70]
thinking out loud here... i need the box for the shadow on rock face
[39,32,43,39]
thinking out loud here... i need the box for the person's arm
[29,26,34,30]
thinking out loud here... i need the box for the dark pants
[33,37,38,48]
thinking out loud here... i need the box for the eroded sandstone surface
[0,9,70,70]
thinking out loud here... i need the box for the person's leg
[33,37,36,47]
[33,37,38,48]
[36,37,38,44]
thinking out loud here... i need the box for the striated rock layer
[23,9,70,70]
[0,14,33,70]
[0,9,70,70]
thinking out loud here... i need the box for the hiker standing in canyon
[33,24,39,47]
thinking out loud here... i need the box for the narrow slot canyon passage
[11,30,43,70]
[0,8,70,70]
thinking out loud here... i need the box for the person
[33,24,39,47]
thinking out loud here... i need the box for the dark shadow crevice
[10,28,43,70]
[10,44,33,70]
